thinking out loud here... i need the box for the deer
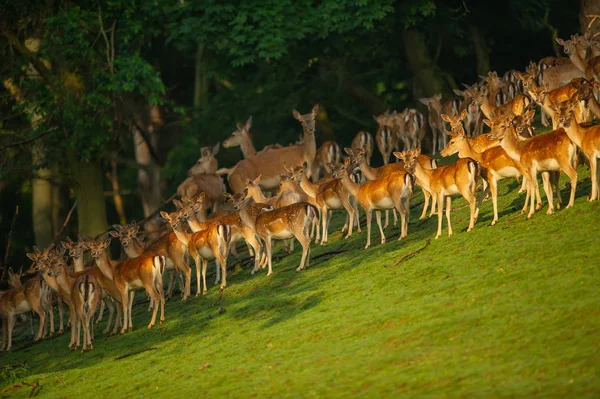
[0,268,50,351]
[345,146,438,222]
[404,109,426,149]
[452,84,484,137]
[224,105,319,194]
[554,99,600,200]
[418,94,445,153]
[86,239,166,334]
[526,80,584,129]
[335,157,414,249]
[161,196,230,295]
[220,116,283,161]
[396,148,480,239]
[235,195,317,275]
[110,221,191,300]
[487,111,578,218]
[187,143,220,176]
[177,173,226,221]
[351,131,374,166]
[312,141,342,181]
[472,83,531,121]
[179,195,265,276]
[374,111,398,165]
[440,120,530,225]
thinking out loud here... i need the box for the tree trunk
[402,29,444,98]
[470,25,490,77]
[31,144,54,248]
[581,0,600,36]
[69,154,108,237]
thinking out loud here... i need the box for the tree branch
[1,206,19,279]
[0,127,57,152]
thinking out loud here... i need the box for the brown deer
[418,94,450,152]
[527,82,582,129]
[374,111,397,165]
[161,198,230,294]
[221,116,282,161]
[488,111,578,218]
[440,122,529,225]
[236,197,317,275]
[87,239,166,334]
[187,143,220,176]
[225,105,319,193]
[336,157,415,248]
[395,148,480,239]
[110,221,191,300]
[0,268,50,351]
[177,173,226,221]
[554,99,600,200]
[351,131,374,165]
[312,141,342,181]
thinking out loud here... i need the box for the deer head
[293,105,319,136]
[187,142,220,176]
[223,117,252,149]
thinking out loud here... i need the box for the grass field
[1,159,599,398]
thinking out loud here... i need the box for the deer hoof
[128,327,133,332]
[148,323,154,329]
[364,244,370,249]
[546,209,554,215]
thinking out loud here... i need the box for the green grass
[1,163,599,398]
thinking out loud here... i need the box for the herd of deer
[2,28,600,353]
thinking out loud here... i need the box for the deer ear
[103,239,112,249]
[414,147,421,156]
[236,122,244,130]
[525,109,535,121]
[440,114,451,123]
[312,104,320,114]
[245,116,253,130]
[302,161,308,170]
[58,247,66,257]
[26,253,37,261]
[173,199,183,209]
[453,89,463,96]
[344,147,353,156]
[198,192,206,201]
[254,175,261,184]
[482,119,493,128]
[160,211,170,221]
[293,110,301,120]
[418,98,429,106]
[460,109,467,120]
[392,151,403,160]
[556,37,565,46]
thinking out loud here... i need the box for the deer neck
[499,129,527,162]
[359,158,379,180]
[172,226,192,247]
[73,256,86,273]
[563,118,585,147]
[240,131,256,158]
[567,52,587,73]
[248,186,269,204]
[56,265,76,293]
[185,216,204,233]
[238,206,257,231]
[480,97,497,119]
[340,170,360,197]
[123,241,143,258]
[41,273,60,294]
[458,138,484,162]
[299,174,318,198]
[302,129,317,166]
[413,163,433,191]
[95,252,114,281]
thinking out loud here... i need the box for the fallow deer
[225,105,319,193]
[336,157,415,248]
[395,148,480,239]
[351,131,374,165]
[177,173,225,221]
[87,239,166,334]
[374,111,397,165]
[488,111,578,218]
[236,197,317,275]
[554,100,600,200]
[312,141,342,181]
[187,143,220,176]
[418,94,445,153]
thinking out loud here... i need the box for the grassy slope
[1,162,599,398]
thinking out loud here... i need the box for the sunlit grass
[1,162,599,398]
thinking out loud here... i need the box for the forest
[0,0,584,266]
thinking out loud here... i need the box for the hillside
[1,164,599,398]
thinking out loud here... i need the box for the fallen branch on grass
[385,238,431,268]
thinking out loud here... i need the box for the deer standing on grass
[397,148,480,239]
[235,196,317,275]
[527,81,584,129]
[61,238,122,336]
[224,105,319,193]
[440,119,530,225]
[418,94,450,152]
[554,100,600,200]
[161,196,230,294]
[488,111,578,218]
[452,84,484,137]
[336,157,415,249]
[374,111,398,165]
[87,239,166,334]
[110,222,191,301]
[0,268,50,351]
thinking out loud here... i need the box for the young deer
[488,111,578,218]
[161,198,230,295]
[374,111,397,165]
[418,94,445,153]
[236,197,317,275]
[336,158,415,249]
[87,239,166,334]
[440,122,529,225]
[312,141,342,181]
[0,268,50,351]
[396,148,480,239]
[110,221,191,300]
[62,238,122,336]
[226,105,319,193]
[554,100,600,200]
[452,84,484,137]
[351,131,374,165]
[527,82,582,129]
[346,146,438,221]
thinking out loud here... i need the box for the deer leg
[392,208,398,226]
[420,189,430,220]
[375,210,386,245]
[194,255,202,296]
[128,290,135,332]
[95,299,105,324]
[444,196,454,236]
[561,161,578,209]
[354,203,361,232]
[528,170,540,218]
[120,290,130,334]
[392,198,407,240]
[174,256,191,301]
[265,237,274,276]
[31,303,45,342]
[541,171,555,215]
[429,192,437,217]
[199,258,208,295]
[102,298,114,334]
[488,176,500,226]
[341,196,354,239]
[293,228,311,272]
[320,206,328,245]
[1,315,7,351]
[164,269,175,301]
[383,210,389,229]
[146,285,161,330]
[590,155,599,201]
[435,194,444,239]
[214,259,221,285]
[153,270,166,325]
[47,301,54,337]
[365,207,373,249]
[6,314,15,351]
[57,296,64,334]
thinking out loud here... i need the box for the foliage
[0,363,30,387]
[1,165,599,397]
